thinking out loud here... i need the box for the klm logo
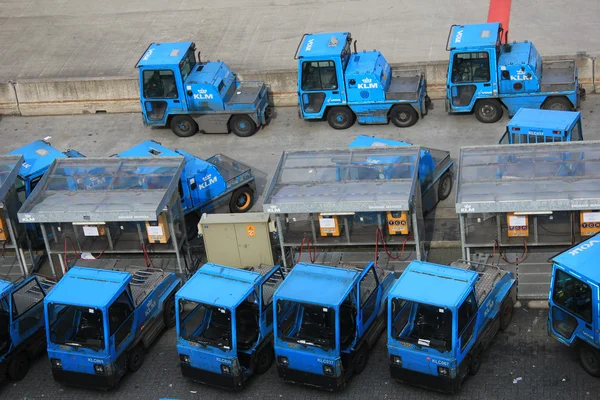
[454,30,463,43]
[569,240,600,256]
[193,89,213,100]
[199,175,218,190]
[358,77,378,89]
[305,38,314,52]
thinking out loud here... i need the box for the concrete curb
[1,54,597,116]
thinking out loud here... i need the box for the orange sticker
[247,225,255,237]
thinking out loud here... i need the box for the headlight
[322,365,334,376]
[277,356,289,367]
[94,364,106,375]
[390,355,402,366]
[179,354,190,364]
[220,364,232,375]
[438,366,450,376]
[50,358,62,369]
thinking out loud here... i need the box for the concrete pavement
[1,0,598,82]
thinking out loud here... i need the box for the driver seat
[236,303,259,351]
[0,310,11,354]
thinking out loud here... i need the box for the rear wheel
[353,345,369,374]
[7,352,29,381]
[327,107,354,130]
[229,186,254,213]
[255,347,274,375]
[390,104,419,128]
[163,296,176,328]
[170,115,198,137]
[127,345,146,373]
[499,296,514,331]
[438,172,453,201]
[579,343,600,377]
[542,97,573,111]
[230,115,257,137]
[474,99,503,123]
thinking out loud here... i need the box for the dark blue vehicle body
[116,140,256,215]
[548,235,600,377]
[348,135,454,214]
[499,108,583,144]
[296,32,430,130]
[273,262,395,391]
[388,260,515,393]
[0,276,54,383]
[44,267,180,390]
[176,263,286,390]
[136,42,270,138]
[446,23,584,123]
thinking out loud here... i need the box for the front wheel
[474,99,503,123]
[127,345,146,373]
[255,347,274,375]
[327,107,354,130]
[499,296,514,331]
[390,104,419,128]
[7,352,29,381]
[229,186,254,213]
[580,343,600,377]
[230,115,257,137]
[170,115,198,137]
[353,345,369,374]
[163,296,176,328]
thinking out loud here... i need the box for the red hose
[297,237,317,264]
[374,228,409,267]
[142,243,156,269]
[63,236,107,271]
[495,239,527,265]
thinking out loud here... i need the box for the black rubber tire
[580,343,600,377]
[438,172,453,201]
[474,99,503,123]
[163,296,176,329]
[542,97,573,111]
[254,347,274,375]
[170,115,198,138]
[229,186,254,213]
[499,296,514,331]
[468,347,482,376]
[353,345,369,375]
[390,104,419,128]
[230,115,257,137]
[7,352,29,381]
[127,345,146,373]
[327,107,354,130]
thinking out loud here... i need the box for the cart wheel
[327,107,354,130]
[163,296,177,329]
[170,115,198,137]
[353,344,369,374]
[499,296,514,331]
[229,186,254,213]
[579,343,600,377]
[230,115,257,137]
[7,352,29,381]
[438,172,453,201]
[127,345,146,373]
[390,104,418,128]
[474,99,503,123]
[468,346,482,376]
[255,347,274,375]
[542,97,573,111]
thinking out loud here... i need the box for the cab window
[458,291,478,351]
[451,52,490,83]
[301,61,338,91]
[552,269,592,323]
[15,178,26,204]
[571,122,583,141]
[143,70,178,99]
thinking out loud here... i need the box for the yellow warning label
[247,225,256,237]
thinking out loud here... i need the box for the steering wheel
[146,80,164,98]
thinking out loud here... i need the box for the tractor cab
[176,263,285,390]
[499,108,583,144]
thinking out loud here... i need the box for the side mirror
[190,182,197,190]
[186,90,193,96]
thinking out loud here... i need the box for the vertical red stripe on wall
[487,0,512,33]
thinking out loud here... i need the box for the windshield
[179,299,232,351]
[391,298,452,353]
[277,300,335,350]
[179,51,195,82]
[48,304,105,351]
[552,269,592,323]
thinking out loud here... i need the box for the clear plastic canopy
[0,155,24,203]
[18,157,184,222]
[263,148,420,213]
[456,142,600,213]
